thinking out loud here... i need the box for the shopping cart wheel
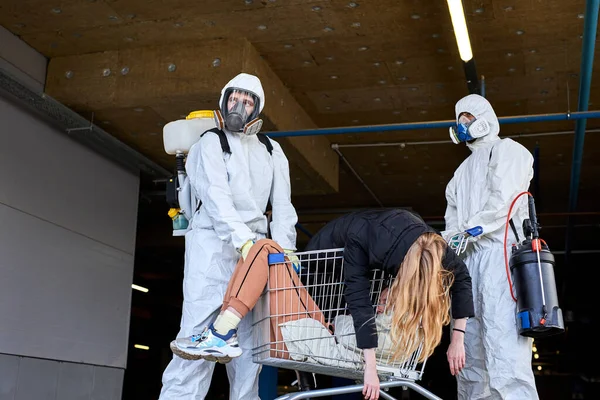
[296,370,316,391]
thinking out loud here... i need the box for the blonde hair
[385,232,454,363]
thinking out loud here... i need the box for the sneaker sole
[169,341,241,363]
[204,355,233,364]
[170,341,204,361]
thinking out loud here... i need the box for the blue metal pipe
[266,111,600,138]
[568,0,599,214]
[565,0,600,261]
[295,223,313,239]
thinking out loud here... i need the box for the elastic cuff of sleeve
[357,339,378,350]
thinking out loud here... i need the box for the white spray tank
[163,110,222,236]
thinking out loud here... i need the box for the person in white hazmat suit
[442,94,539,399]
[159,73,298,400]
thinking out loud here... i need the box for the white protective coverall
[160,73,298,400]
[442,94,538,399]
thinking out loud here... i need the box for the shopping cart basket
[252,248,442,400]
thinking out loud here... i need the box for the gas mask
[220,88,263,135]
[449,114,491,144]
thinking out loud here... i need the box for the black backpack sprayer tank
[505,192,565,338]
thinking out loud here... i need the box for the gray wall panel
[0,204,133,368]
[0,353,19,400]
[0,25,47,93]
[91,366,124,400]
[0,36,138,400]
[0,355,124,400]
[0,96,140,254]
[56,363,94,400]
[14,358,59,400]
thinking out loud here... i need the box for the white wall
[0,25,140,400]
[0,96,139,400]
[0,95,139,369]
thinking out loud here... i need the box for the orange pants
[221,239,326,359]
[221,239,283,318]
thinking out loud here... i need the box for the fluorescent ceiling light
[134,344,150,350]
[447,0,473,62]
[132,284,149,293]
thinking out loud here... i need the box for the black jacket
[305,209,475,349]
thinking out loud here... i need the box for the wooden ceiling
[2,0,600,223]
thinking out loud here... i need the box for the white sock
[213,310,241,335]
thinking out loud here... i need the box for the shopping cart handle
[268,253,286,265]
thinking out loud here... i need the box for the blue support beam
[265,111,600,138]
[565,0,600,259]
[259,366,278,399]
[295,223,313,239]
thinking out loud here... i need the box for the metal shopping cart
[252,248,442,400]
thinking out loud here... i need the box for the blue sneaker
[170,325,242,363]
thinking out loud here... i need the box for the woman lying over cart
[171,209,475,400]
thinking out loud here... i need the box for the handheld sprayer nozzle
[528,195,540,239]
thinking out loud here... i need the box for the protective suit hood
[454,94,500,151]
[219,73,265,114]
[217,73,266,135]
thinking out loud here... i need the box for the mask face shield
[458,114,473,125]
[221,89,260,133]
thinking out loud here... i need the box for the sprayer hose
[504,191,532,302]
